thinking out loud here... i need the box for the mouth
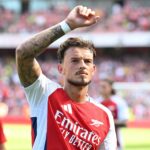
[79,73,87,75]
[76,71,88,76]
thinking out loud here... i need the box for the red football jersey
[99,95,129,150]
[24,74,117,150]
[0,120,6,144]
[101,99,118,120]
[99,96,128,122]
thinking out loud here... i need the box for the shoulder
[89,98,114,129]
[111,95,126,104]
[23,73,61,106]
[111,95,129,116]
[89,98,113,118]
[95,96,104,103]
[24,73,61,92]
[111,95,127,106]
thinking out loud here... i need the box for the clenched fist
[65,6,100,30]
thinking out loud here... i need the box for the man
[0,120,6,150]
[16,6,116,150]
[97,79,129,150]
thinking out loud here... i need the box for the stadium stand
[0,49,150,119]
[0,0,150,33]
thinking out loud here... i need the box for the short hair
[57,37,96,63]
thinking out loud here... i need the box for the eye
[84,59,92,63]
[71,59,79,63]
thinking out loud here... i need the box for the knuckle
[83,6,87,10]
[77,5,83,12]
[77,5,82,8]
[92,11,95,15]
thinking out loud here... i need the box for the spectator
[0,51,150,119]
[1,4,150,33]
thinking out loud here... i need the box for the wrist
[60,21,72,34]
[65,19,76,30]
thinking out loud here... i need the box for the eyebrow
[71,57,93,60]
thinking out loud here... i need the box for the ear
[92,64,96,75]
[58,63,65,75]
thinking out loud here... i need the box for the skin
[100,81,127,127]
[58,47,95,102]
[99,81,113,99]
[0,144,5,150]
[16,5,100,103]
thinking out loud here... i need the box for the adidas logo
[61,104,72,114]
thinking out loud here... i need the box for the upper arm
[118,99,129,121]
[99,111,117,150]
[16,48,42,87]
[24,74,60,114]
[102,128,117,149]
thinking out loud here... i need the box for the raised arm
[99,111,117,150]
[16,25,64,87]
[16,5,100,87]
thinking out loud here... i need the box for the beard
[67,78,91,87]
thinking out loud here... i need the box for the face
[58,47,96,87]
[99,81,112,97]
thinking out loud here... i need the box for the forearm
[115,120,127,127]
[16,24,65,58]
[16,24,66,87]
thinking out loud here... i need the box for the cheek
[89,65,95,76]
[63,65,74,76]
[106,88,111,93]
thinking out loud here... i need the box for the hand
[65,5,100,30]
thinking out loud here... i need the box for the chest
[47,89,110,149]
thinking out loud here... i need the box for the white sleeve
[111,95,129,121]
[24,73,60,108]
[117,99,129,121]
[96,96,103,103]
[99,110,117,150]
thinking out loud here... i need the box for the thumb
[94,16,100,23]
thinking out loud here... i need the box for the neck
[64,83,89,103]
[103,95,111,100]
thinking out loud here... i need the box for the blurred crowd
[0,53,150,119]
[1,3,150,33]
[0,57,28,117]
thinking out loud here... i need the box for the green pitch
[4,124,150,150]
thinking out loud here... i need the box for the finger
[77,5,84,13]
[90,10,96,16]
[85,9,96,18]
[94,16,100,23]
[86,15,100,26]
[85,9,92,17]
[80,6,88,16]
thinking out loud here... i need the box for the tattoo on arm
[16,25,65,87]
[17,25,65,58]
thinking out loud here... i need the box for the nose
[79,60,86,69]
